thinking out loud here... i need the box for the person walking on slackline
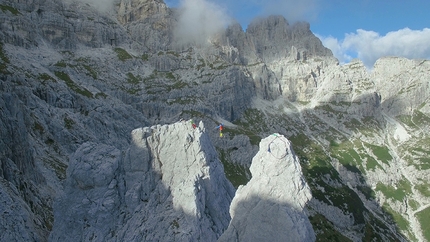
[216,123,224,137]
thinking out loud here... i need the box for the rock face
[371,57,430,116]
[49,121,236,241]
[48,124,314,241]
[1,0,429,241]
[219,134,314,242]
[223,15,333,65]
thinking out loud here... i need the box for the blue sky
[164,0,430,69]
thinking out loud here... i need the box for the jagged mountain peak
[241,15,333,63]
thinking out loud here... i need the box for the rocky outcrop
[118,0,169,24]
[118,0,175,52]
[219,134,314,242]
[49,121,235,241]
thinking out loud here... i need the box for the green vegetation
[54,58,98,79]
[218,149,250,188]
[375,179,411,202]
[289,132,369,225]
[95,92,108,99]
[363,213,399,242]
[415,182,430,197]
[416,207,430,242]
[38,73,56,83]
[355,117,381,137]
[124,87,140,95]
[114,48,133,61]
[143,70,189,94]
[54,61,67,68]
[221,100,418,240]
[309,213,352,242]
[54,71,93,98]
[170,219,180,229]
[224,126,261,146]
[290,133,378,226]
[408,199,419,211]
[127,72,140,84]
[64,117,75,129]
[382,204,409,231]
[403,142,430,170]
[196,58,206,70]
[165,72,175,80]
[230,108,272,145]
[43,156,67,180]
[330,140,364,173]
[365,143,393,165]
[0,42,10,74]
[209,61,229,70]
[357,186,376,200]
[44,138,55,145]
[417,156,430,170]
[365,154,384,171]
[120,73,142,94]
[166,51,180,57]
[234,108,269,134]
[0,4,20,15]
[228,102,413,240]
[82,64,97,79]
[33,122,44,134]
[141,53,150,61]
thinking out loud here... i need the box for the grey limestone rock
[49,121,235,241]
[218,134,315,242]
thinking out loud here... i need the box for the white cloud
[316,35,352,64]
[173,0,232,46]
[319,28,430,68]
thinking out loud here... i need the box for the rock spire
[219,134,315,242]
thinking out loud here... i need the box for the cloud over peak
[319,28,430,69]
[173,0,231,46]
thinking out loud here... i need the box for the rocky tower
[219,134,315,242]
[49,121,235,241]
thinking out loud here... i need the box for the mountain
[49,121,236,241]
[0,0,429,241]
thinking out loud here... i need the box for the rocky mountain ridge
[0,0,429,241]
